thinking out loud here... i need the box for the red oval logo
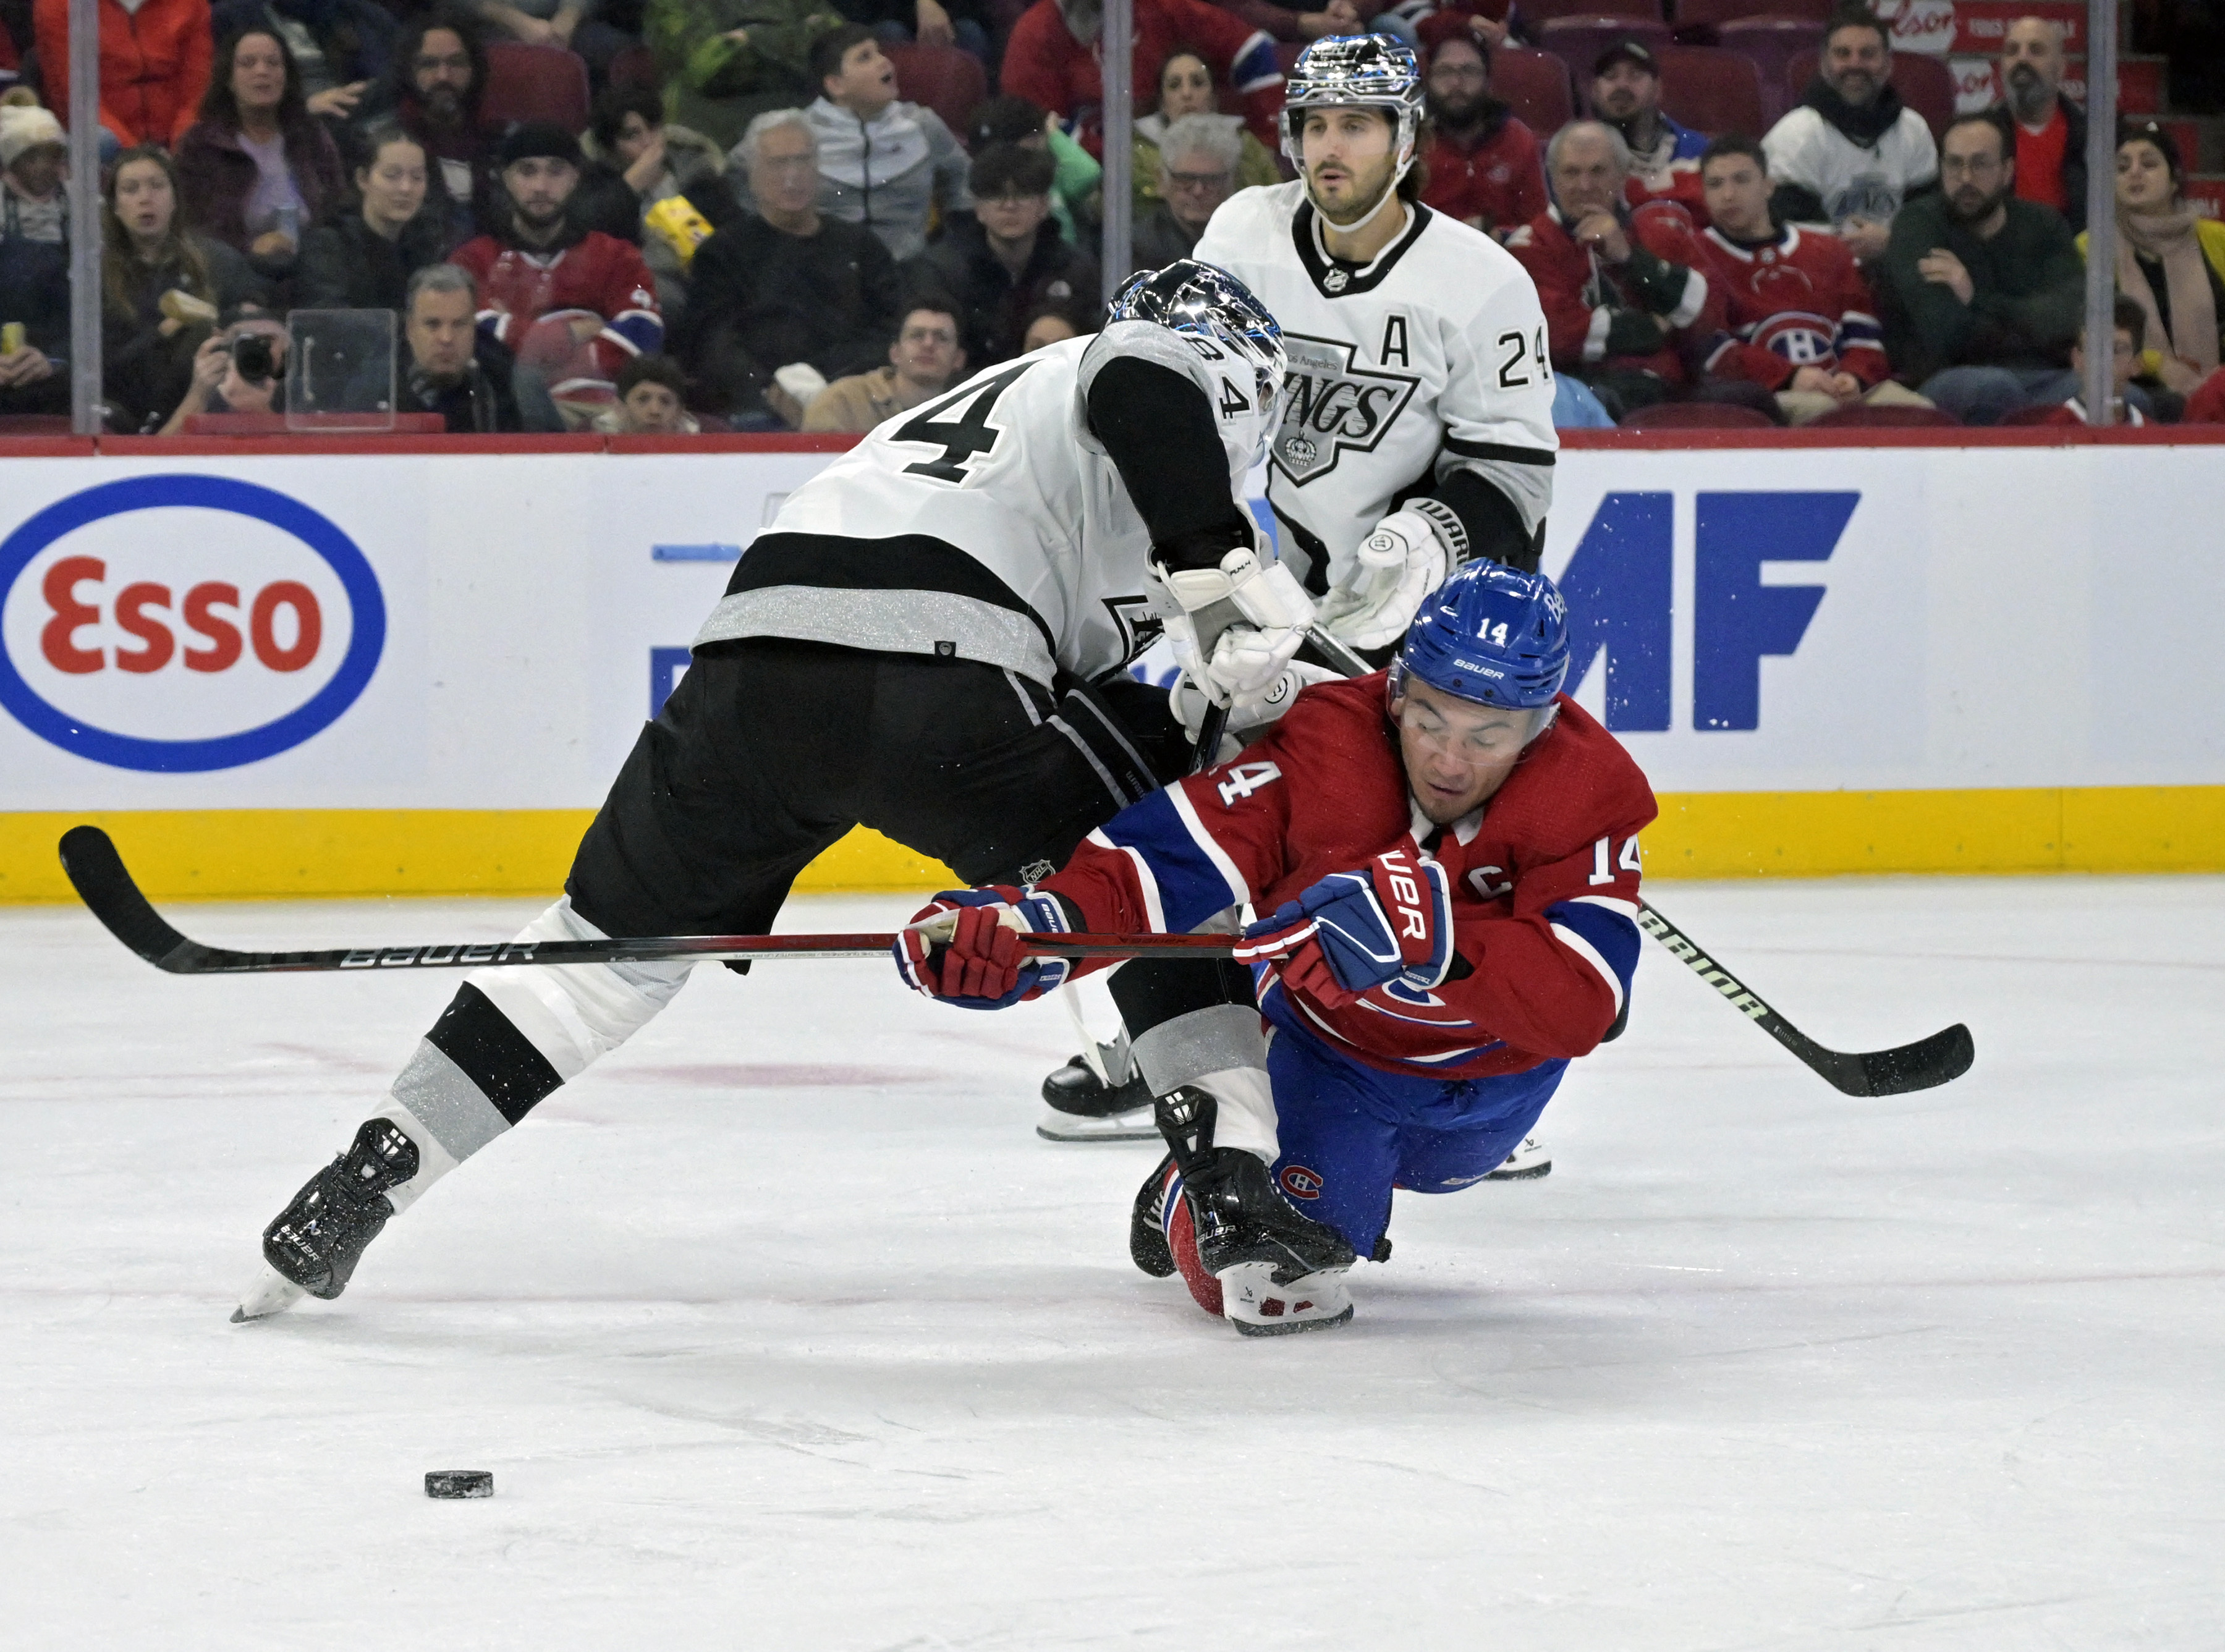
[1279,1164,1323,1201]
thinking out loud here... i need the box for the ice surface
[2,878,2220,1649]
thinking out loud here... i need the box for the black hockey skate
[1155,1087,1356,1335]
[1037,1052,1156,1142]
[259,1118,419,1300]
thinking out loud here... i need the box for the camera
[231,333,276,381]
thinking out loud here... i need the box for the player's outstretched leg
[235,896,692,1319]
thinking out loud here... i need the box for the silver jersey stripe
[1132,1003,1269,1096]
[1048,714,1133,810]
[389,1038,512,1161]
[1064,687,1158,794]
[693,587,1058,685]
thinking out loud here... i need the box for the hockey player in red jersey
[1688,135,1896,422]
[897,563,1658,1334]
[451,122,663,421]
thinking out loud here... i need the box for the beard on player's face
[1946,175,2011,223]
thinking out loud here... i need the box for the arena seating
[481,41,593,133]
[1713,17,1824,121]
[888,43,988,143]
[1519,0,1665,22]
[1805,404,1964,428]
[1619,401,1776,428]
[1657,44,1768,137]
[1492,46,1577,138]
[1669,0,1834,41]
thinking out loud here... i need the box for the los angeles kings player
[1036,35,1568,1174]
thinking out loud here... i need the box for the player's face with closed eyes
[1392,677,1535,821]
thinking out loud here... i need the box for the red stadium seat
[1786,49,1957,142]
[1804,402,1963,427]
[1670,0,1833,39]
[1540,16,1672,110]
[1618,400,1776,428]
[1520,0,1663,22]
[480,41,591,134]
[1491,46,1576,139]
[1656,44,1765,135]
[606,44,659,91]
[0,414,73,434]
[888,42,988,142]
[1713,17,1824,121]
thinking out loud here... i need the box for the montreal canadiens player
[232,261,1327,1321]
[900,562,1656,1334]
[1037,33,1565,1163]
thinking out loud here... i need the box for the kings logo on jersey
[1272,334,1420,485]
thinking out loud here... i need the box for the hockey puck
[425,1470,494,1499]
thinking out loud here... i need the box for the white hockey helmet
[1107,258,1288,473]
[1280,33,1426,182]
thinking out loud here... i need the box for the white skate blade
[1035,1103,1159,1143]
[1217,1260,1354,1336]
[231,1267,307,1323]
[1484,1134,1553,1180]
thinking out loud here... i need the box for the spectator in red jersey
[451,121,664,426]
[175,26,347,281]
[1689,133,1933,423]
[33,0,211,148]
[2007,297,2147,425]
[1589,40,1708,222]
[998,0,1284,158]
[1995,16,2087,235]
[1506,119,1716,415]
[1417,33,1543,240]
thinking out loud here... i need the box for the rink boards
[2,432,2222,899]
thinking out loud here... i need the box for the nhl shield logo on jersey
[1272,334,1421,485]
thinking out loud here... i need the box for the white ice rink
[3,876,2220,1649]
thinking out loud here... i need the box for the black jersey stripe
[729,532,1058,658]
[1443,436,1558,466]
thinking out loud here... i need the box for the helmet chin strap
[1311,141,1417,245]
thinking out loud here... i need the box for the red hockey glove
[894,887,1074,1010]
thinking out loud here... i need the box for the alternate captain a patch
[1273,333,1421,485]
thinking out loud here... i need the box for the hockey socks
[238,897,694,1318]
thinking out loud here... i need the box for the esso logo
[0,475,384,772]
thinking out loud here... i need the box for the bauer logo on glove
[894,887,1076,1010]
[1233,847,1455,1007]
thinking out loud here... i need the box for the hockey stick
[1300,624,1972,1096]
[54,826,1240,977]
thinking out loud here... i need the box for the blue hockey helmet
[1280,34,1425,179]
[1392,561,1571,713]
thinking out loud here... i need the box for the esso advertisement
[1875,0,1955,56]
[0,475,384,773]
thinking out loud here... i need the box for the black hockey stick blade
[59,824,205,972]
[56,827,1241,976]
[1635,903,1973,1097]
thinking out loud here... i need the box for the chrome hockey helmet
[1106,258,1289,473]
[1279,33,1425,181]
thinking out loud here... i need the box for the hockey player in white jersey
[1036,35,1565,1178]
[233,261,1324,1319]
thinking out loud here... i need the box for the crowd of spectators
[2,0,2223,433]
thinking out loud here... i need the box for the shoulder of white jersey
[1403,206,1547,326]
[1077,317,1226,405]
[1195,180,1305,262]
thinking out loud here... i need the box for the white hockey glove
[1172,661,1340,763]
[1151,545,1316,709]
[1316,505,1459,650]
